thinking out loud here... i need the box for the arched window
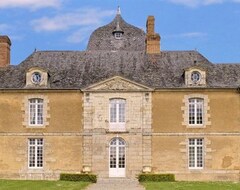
[109,138,126,177]
[109,99,126,131]
[188,98,203,125]
[29,98,44,126]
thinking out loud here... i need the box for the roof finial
[117,6,121,15]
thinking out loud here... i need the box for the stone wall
[152,90,240,181]
[0,135,83,180]
[83,91,152,178]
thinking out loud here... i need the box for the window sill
[188,168,204,172]
[26,125,45,128]
[187,125,205,128]
[27,168,44,172]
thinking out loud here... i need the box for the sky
[0,0,240,65]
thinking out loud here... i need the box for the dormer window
[184,67,206,87]
[26,67,48,88]
[31,72,42,84]
[114,32,123,40]
[113,21,124,40]
[191,71,201,83]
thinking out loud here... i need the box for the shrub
[138,173,175,182]
[60,173,97,183]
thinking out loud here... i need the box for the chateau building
[0,8,240,181]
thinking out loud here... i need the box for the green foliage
[60,173,97,183]
[138,173,175,182]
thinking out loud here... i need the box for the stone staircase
[85,178,145,190]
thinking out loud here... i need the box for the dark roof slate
[1,50,239,89]
[87,14,145,51]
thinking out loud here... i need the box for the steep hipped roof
[87,11,145,51]
[0,50,239,89]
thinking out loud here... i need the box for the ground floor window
[188,138,204,169]
[109,137,126,177]
[28,138,43,168]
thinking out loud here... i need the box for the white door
[109,138,126,177]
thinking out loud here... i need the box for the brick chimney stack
[0,35,11,67]
[146,16,160,54]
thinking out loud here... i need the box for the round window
[191,71,201,83]
[31,72,42,84]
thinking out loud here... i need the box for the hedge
[138,173,175,182]
[60,173,97,183]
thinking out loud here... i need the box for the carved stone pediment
[83,76,152,92]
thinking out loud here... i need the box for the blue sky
[0,0,240,65]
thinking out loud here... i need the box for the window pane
[189,138,203,169]
[28,139,43,168]
[118,102,125,122]
[188,98,203,125]
[109,99,126,123]
[29,99,44,126]
[110,147,116,168]
[110,102,117,122]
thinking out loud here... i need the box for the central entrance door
[109,138,126,177]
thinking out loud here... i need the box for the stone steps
[85,178,145,190]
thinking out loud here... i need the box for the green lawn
[0,180,90,190]
[142,181,240,190]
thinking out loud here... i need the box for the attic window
[191,71,201,83]
[114,32,123,40]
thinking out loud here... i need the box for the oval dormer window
[191,71,201,83]
[31,72,42,84]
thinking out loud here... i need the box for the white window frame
[188,138,204,169]
[114,32,123,39]
[109,99,126,131]
[28,138,43,169]
[29,98,44,126]
[188,98,204,126]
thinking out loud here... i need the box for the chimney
[0,35,11,67]
[146,16,160,54]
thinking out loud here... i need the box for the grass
[0,180,90,190]
[142,181,240,190]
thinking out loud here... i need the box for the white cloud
[165,32,207,38]
[31,8,115,32]
[66,26,96,44]
[0,0,61,10]
[167,0,240,7]
[180,32,207,38]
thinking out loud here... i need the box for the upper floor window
[109,99,126,131]
[189,98,203,125]
[29,98,43,126]
[188,138,204,169]
[182,94,211,128]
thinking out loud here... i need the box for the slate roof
[87,13,145,51]
[0,50,240,89]
[0,12,240,90]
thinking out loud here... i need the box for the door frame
[109,137,126,177]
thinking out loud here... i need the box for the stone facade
[82,77,152,178]
[0,9,239,181]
